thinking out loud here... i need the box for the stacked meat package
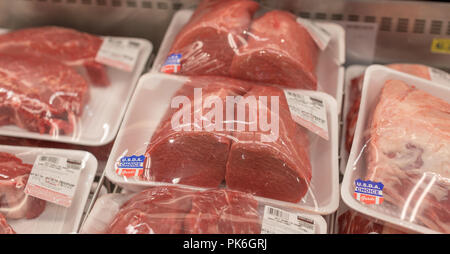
[96,0,344,234]
[0,25,152,233]
[341,65,450,234]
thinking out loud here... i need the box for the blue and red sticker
[354,179,384,205]
[116,155,147,177]
[161,53,182,74]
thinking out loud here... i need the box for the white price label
[261,206,316,234]
[24,155,83,208]
[95,37,141,72]
[296,17,331,51]
[429,67,450,86]
[283,90,329,140]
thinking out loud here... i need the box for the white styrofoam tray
[341,65,450,234]
[0,145,98,234]
[151,9,346,114]
[80,192,328,234]
[339,65,367,175]
[105,73,340,215]
[0,28,153,146]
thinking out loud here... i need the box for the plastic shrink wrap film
[352,76,450,233]
[345,64,449,153]
[0,213,15,234]
[162,0,319,90]
[108,73,338,213]
[141,76,312,204]
[0,26,151,145]
[105,187,261,234]
[0,152,46,221]
[337,209,408,234]
[0,145,97,234]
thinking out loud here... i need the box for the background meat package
[340,64,450,174]
[152,7,345,114]
[341,65,450,234]
[80,186,327,234]
[335,198,411,234]
[0,145,97,234]
[0,27,152,146]
[105,73,339,215]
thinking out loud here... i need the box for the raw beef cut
[163,0,259,76]
[184,189,261,234]
[144,76,251,188]
[0,152,46,220]
[0,213,15,234]
[0,26,109,86]
[345,64,433,153]
[226,86,312,203]
[338,209,407,234]
[366,80,450,233]
[230,10,319,90]
[106,187,193,234]
[0,53,89,135]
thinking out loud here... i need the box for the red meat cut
[0,26,109,86]
[338,209,407,234]
[163,0,259,76]
[345,64,432,153]
[0,152,46,220]
[0,53,89,135]
[106,187,193,234]
[226,86,312,203]
[0,213,15,234]
[230,10,319,90]
[144,76,252,188]
[366,80,450,233]
[184,189,261,234]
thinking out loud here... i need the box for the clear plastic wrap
[81,186,328,234]
[0,213,15,234]
[341,65,450,234]
[0,145,97,234]
[337,209,409,234]
[344,64,450,154]
[156,0,345,94]
[105,73,339,214]
[0,27,152,145]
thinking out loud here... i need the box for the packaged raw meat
[337,209,409,234]
[225,85,312,203]
[0,152,46,220]
[0,26,109,86]
[230,10,319,90]
[0,27,152,145]
[105,73,339,215]
[81,186,328,234]
[0,136,114,174]
[341,65,450,234]
[0,213,15,234]
[0,53,89,135]
[344,64,449,154]
[0,145,98,234]
[161,0,259,76]
[143,76,252,188]
[154,7,345,111]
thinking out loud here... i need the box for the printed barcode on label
[40,156,58,164]
[268,207,289,220]
[67,161,82,170]
[261,205,316,234]
[297,216,315,231]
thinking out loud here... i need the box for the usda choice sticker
[354,179,384,205]
[115,155,146,177]
[161,53,182,74]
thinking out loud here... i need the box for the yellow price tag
[431,38,450,54]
